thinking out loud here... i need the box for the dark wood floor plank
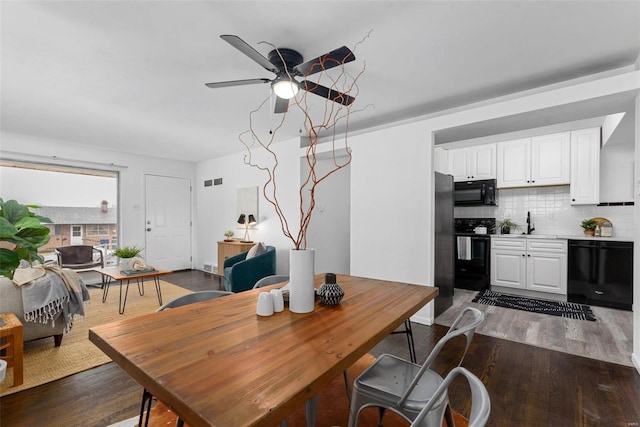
[2,270,639,426]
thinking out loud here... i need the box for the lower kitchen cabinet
[491,238,567,295]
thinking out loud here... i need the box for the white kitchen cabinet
[497,133,570,188]
[570,127,600,205]
[447,144,496,182]
[433,146,448,174]
[491,238,567,295]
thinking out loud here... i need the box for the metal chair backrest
[410,366,490,427]
[253,275,290,289]
[398,307,485,406]
[157,291,232,311]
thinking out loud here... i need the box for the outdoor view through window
[0,162,118,267]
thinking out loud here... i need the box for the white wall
[195,137,304,275]
[304,154,351,275]
[0,131,195,255]
[600,107,636,203]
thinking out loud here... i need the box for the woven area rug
[0,280,190,396]
[472,289,596,321]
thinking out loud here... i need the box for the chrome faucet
[527,211,535,234]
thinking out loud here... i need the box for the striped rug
[472,289,596,321]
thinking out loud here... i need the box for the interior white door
[144,174,192,271]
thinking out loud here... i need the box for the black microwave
[454,179,497,206]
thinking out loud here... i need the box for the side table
[0,313,24,386]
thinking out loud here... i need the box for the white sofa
[0,275,66,346]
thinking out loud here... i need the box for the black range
[454,218,495,291]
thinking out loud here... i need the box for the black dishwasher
[567,240,634,311]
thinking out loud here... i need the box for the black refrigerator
[434,172,454,316]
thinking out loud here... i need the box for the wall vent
[214,178,223,186]
[203,262,214,273]
[204,179,213,187]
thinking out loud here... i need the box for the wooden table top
[89,274,438,427]
[94,266,172,280]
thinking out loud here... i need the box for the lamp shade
[248,214,257,225]
[237,214,246,225]
[272,79,299,99]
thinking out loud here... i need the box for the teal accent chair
[223,245,276,292]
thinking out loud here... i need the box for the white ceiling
[2,1,639,162]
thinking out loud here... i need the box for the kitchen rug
[472,289,596,321]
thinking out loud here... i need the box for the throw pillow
[246,242,267,259]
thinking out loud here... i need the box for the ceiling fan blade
[220,35,279,73]
[205,78,271,89]
[274,96,289,113]
[294,46,355,76]
[301,81,355,106]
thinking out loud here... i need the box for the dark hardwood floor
[1,270,639,426]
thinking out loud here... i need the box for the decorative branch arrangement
[239,35,369,250]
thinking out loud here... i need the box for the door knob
[146,228,152,232]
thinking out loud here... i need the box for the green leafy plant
[0,198,52,279]
[495,218,521,234]
[224,230,234,239]
[114,245,144,258]
[580,219,598,230]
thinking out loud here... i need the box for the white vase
[289,248,315,313]
[119,258,132,271]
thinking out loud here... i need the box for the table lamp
[238,214,257,243]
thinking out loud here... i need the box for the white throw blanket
[18,266,90,334]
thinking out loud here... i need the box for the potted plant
[114,245,144,271]
[0,198,52,279]
[580,218,598,236]
[223,230,235,242]
[495,219,520,235]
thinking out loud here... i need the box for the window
[0,160,118,266]
[87,225,109,236]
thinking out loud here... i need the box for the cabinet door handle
[595,290,604,295]
[522,254,525,257]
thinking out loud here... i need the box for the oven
[454,218,495,291]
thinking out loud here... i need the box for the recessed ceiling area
[434,90,638,147]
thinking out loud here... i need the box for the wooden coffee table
[0,313,23,386]
[94,267,172,314]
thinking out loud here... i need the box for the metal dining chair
[139,290,233,427]
[253,274,290,289]
[347,307,485,427]
[410,367,491,427]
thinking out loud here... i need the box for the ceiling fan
[205,35,356,113]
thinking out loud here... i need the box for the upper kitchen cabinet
[433,146,448,174]
[570,128,600,205]
[497,133,570,188]
[447,143,496,182]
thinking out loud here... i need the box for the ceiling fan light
[272,79,299,99]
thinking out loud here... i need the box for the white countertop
[489,234,634,242]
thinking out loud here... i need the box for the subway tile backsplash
[454,185,635,238]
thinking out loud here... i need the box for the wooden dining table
[89,274,438,427]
